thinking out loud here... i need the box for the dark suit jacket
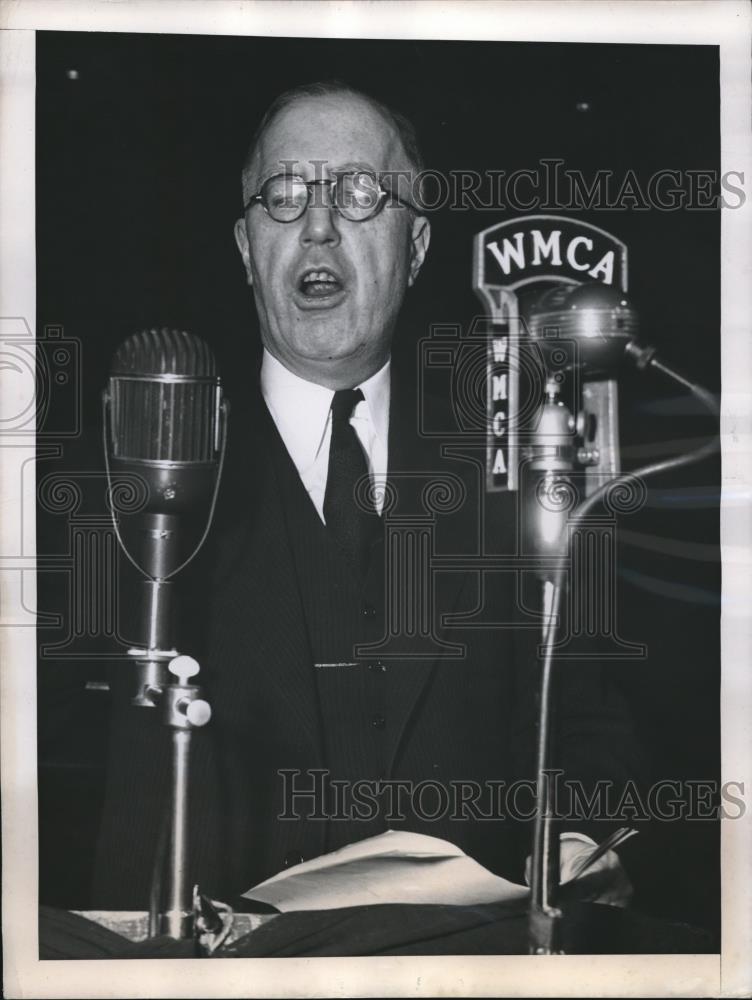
[92,368,642,908]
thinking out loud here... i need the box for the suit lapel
[207,392,323,759]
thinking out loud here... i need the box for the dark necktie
[323,388,380,574]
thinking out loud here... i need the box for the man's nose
[299,199,341,247]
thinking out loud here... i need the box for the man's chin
[299,340,364,365]
[285,321,363,362]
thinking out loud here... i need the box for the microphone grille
[527,284,639,341]
[108,328,221,463]
[526,283,639,374]
[112,328,217,378]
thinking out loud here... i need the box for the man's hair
[241,79,425,196]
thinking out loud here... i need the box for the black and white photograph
[1,1,750,996]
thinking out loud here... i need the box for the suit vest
[269,425,392,852]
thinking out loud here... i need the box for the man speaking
[93,81,638,912]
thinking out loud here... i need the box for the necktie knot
[330,388,364,423]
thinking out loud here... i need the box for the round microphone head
[111,328,217,379]
[108,328,221,466]
[106,328,224,515]
[526,283,639,376]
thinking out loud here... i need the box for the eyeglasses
[244,170,416,223]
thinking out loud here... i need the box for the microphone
[526,282,639,376]
[108,327,223,518]
[520,285,641,950]
[527,283,639,494]
[103,328,227,704]
[520,283,640,578]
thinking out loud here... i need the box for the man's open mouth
[297,268,344,299]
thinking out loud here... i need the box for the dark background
[36,32,721,934]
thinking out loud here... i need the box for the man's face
[234,93,430,388]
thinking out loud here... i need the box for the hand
[525,834,634,908]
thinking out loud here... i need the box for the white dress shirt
[260,349,390,523]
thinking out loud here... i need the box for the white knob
[169,655,200,685]
[185,699,212,727]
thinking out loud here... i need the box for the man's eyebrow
[253,160,391,190]
[332,161,378,175]
[254,162,304,187]
[254,161,379,188]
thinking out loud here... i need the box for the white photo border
[1,2,750,997]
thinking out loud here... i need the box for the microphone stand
[525,380,571,954]
[157,655,212,940]
[528,574,565,954]
[115,508,213,940]
[130,513,180,705]
[525,345,719,954]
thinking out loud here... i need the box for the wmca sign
[473,215,627,491]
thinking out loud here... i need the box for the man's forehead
[250,93,410,184]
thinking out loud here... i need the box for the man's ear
[407,214,431,287]
[234,218,254,286]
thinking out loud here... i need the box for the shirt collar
[356,355,391,446]
[260,348,390,468]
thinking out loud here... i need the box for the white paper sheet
[242,830,530,912]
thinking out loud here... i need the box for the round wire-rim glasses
[243,170,417,223]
